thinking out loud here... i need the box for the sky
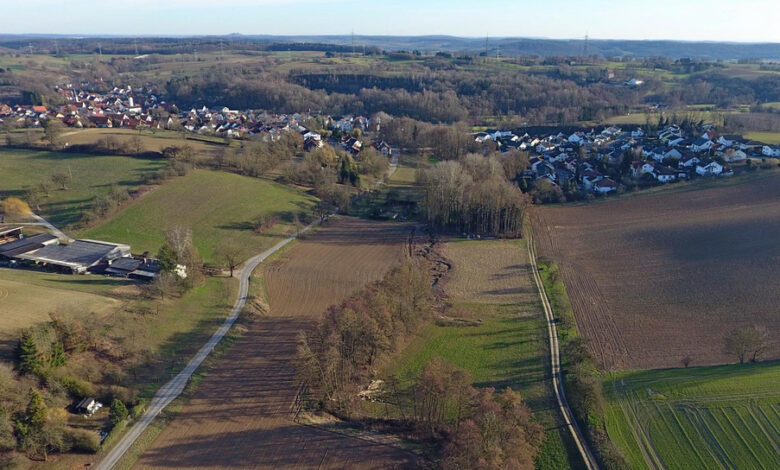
[3,0,780,43]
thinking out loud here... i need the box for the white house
[761,146,780,157]
[690,137,714,153]
[654,166,678,183]
[696,160,724,176]
[593,178,618,193]
[631,128,645,138]
[722,148,747,162]
[568,133,584,144]
[664,148,683,160]
[631,161,656,178]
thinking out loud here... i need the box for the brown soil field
[533,173,780,370]
[134,217,417,470]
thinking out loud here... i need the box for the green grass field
[743,131,780,145]
[81,169,316,263]
[0,148,164,228]
[382,239,585,470]
[604,363,780,470]
[0,274,120,334]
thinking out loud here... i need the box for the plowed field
[134,217,416,469]
[533,173,780,370]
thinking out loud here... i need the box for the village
[1,82,779,204]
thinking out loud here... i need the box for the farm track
[132,218,417,470]
[95,221,319,470]
[526,228,600,470]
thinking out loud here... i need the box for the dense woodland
[3,39,780,128]
[417,154,530,237]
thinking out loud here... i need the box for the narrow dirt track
[133,218,417,470]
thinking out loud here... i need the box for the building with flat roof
[0,233,59,261]
[18,239,131,273]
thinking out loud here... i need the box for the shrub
[65,428,100,453]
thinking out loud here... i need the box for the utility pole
[485,34,489,62]
[28,43,33,55]
[53,40,59,56]
[220,41,225,60]
[582,34,589,61]
[97,42,102,58]
[134,38,139,56]
[351,29,355,55]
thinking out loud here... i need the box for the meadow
[81,169,316,264]
[603,362,780,470]
[382,239,586,470]
[0,148,164,228]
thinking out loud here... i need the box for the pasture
[383,239,586,470]
[533,172,780,370]
[604,362,780,470]
[0,274,120,334]
[0,148,163,228]
[743,131,780,145]
[133,217,416,469]
[81,169,316,264]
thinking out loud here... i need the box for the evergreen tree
[49,342,67,368]
[157,242,178,273]
[17,332,43,375]
[109,399,128,425]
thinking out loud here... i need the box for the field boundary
[526,228,601,470]
[94,221,317,470]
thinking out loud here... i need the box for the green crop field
[0,148,164,228]
[604,363,780,470]
[381,239,585,470]
[81,169,316,263]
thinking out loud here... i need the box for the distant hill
[0,34,778,60]
[252,35,780,60]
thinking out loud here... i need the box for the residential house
[696,160,724,176]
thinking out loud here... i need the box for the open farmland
[82,169,316,263]
[0,275,120,334]
[0,148,163,227]
[132,217,417,469]
[603,362,780,470]
[60,127,230,161]
[383,239,586,470]
[533,173,780,370]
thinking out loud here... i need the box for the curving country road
[95,223,315,470]
[526,228,601,470]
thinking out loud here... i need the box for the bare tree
[214,242,243,277]
[681,356,692,368]
[129,135,144,156]
[726,326,770,364]
[51,172,70,190]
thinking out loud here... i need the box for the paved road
[13,213,73,242]
[525,229,601,470]
[95,223,315,470]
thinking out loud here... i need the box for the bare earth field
[133,217,417,470]
[533,173,780,370]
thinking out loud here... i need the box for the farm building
[0,226,23,242]
[16,239,131,273]
[0,233,59,262]
[75,398,103,416]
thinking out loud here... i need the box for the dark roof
[20,240,124,268]
[106,258,143,273]
[692,137,710,146]
[0,234,58,258]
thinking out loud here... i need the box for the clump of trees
[297,259,434,414]
[417,154,530,237]
[725,326,770,364]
